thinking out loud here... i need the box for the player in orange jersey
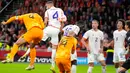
[55,25,80,73]
[1,13,44,70]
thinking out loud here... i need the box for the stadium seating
[0,0,130,51]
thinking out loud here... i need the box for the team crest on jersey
[60,38,67,47]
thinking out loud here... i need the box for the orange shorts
[23,27,43,44]
[56,58,71,72]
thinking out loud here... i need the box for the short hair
[116,19,125,28]
[126,20,130,28]
[46,0,54,4]
[92,19,99,25]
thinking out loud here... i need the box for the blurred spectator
[1,0,130,51]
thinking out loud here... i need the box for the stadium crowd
[0,0,11,10]
[0,0,130,51]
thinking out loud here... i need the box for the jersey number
[116,37,118,41]
[53,11,58,19]
[95,37,98,42]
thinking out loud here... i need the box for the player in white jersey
[18,25,79,73]
[62,25,79,73]
[43,1,67,73]
[81,20,106,73]
[107,19,127,73]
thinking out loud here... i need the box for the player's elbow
[81,38,85,45]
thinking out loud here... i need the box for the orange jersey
[5,13,44,30]
[56,36,77,59]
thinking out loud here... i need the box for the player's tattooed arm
[60,21,65,32]
[99,40,104,53]
[81,38,90,53]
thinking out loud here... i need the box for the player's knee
[119,71,126,73]
[66,70,71,73]
[88,63,94,67]
[114,63,119,68]
[100,60,106,66]
[101,62,106,66]
[102,63,106,66]
[30,43,35,48]
[119,62,124,66]
[60,71,65,73]
[71,60,77,66]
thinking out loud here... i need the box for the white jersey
[83,29,104,54]
[45,7,67,29]
[113,30,127,53]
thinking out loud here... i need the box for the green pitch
[0,62,129,73]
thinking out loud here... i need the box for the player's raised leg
[2,36,27,63]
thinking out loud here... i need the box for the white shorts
[113,52,126,63]
[88,53,105,63]
[42,26,60,45]
[71,51,77,61]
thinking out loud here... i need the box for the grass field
[0,62,130,73]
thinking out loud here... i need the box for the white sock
[87,67,93,73]
[102,66,106,73]
[125,71,128,73]
[71,65,76,73]
[116,68,119,73]
[51,49,56,67]
[24,48,30,56]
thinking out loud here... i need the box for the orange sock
[30,48,36,66]
[10,44,19,61]
[66,71,71,73]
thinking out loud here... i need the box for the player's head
[116,19,125,30]
[73,25,80,35]
[45,1,54,9]
[125,20,130,31]
[67,25,80,36]
[92,20,99,30]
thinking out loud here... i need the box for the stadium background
[0,0,130,73]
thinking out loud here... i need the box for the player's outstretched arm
[1,16,16,25]
[99,40,104,53]
[81,38,90,53]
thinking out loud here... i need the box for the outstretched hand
[1,21,6,25]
